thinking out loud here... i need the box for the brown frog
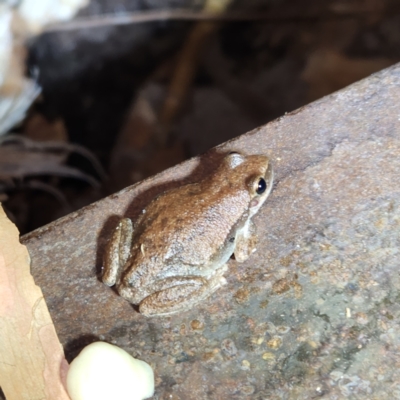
[102,152,273,317]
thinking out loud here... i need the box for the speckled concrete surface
[22,63,400,399]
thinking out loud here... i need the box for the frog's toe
[118,286,143,305]
[220,264,229,273]
[219,276,227,286]
[212,264,228,276]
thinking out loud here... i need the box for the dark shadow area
[64,334,101,363]
[3,0,398,234]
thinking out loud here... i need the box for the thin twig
[0,135,107,181]
[25,180,71,211]
[44,7,386,32]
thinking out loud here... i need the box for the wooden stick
[0,204,70,399]
[43,7,384,32]
[157,0,234,143]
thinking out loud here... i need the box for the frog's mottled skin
[102,152,273,317]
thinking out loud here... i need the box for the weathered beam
[22,63,400,398]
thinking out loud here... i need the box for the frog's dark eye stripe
[256,178,267,195]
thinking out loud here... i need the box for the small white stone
[67,342,154,400]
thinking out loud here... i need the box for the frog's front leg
[125,268,227,317]
[102,218,133,286]
[233,220,258,263]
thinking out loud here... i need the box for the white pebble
[67,342,154,400]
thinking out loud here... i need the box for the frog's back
[131,182,251,266]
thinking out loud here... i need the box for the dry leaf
[0,136,104,186]
[0,203,70,399]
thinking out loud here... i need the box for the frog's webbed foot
[234,220,258,263]
[102,218,133,286]
[135,272,226,317]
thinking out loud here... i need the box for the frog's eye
[256,178,267,195]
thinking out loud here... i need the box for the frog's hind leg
[102,218,133,286]
[136,272,227,317]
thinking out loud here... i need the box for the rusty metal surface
[22,63,400,399]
